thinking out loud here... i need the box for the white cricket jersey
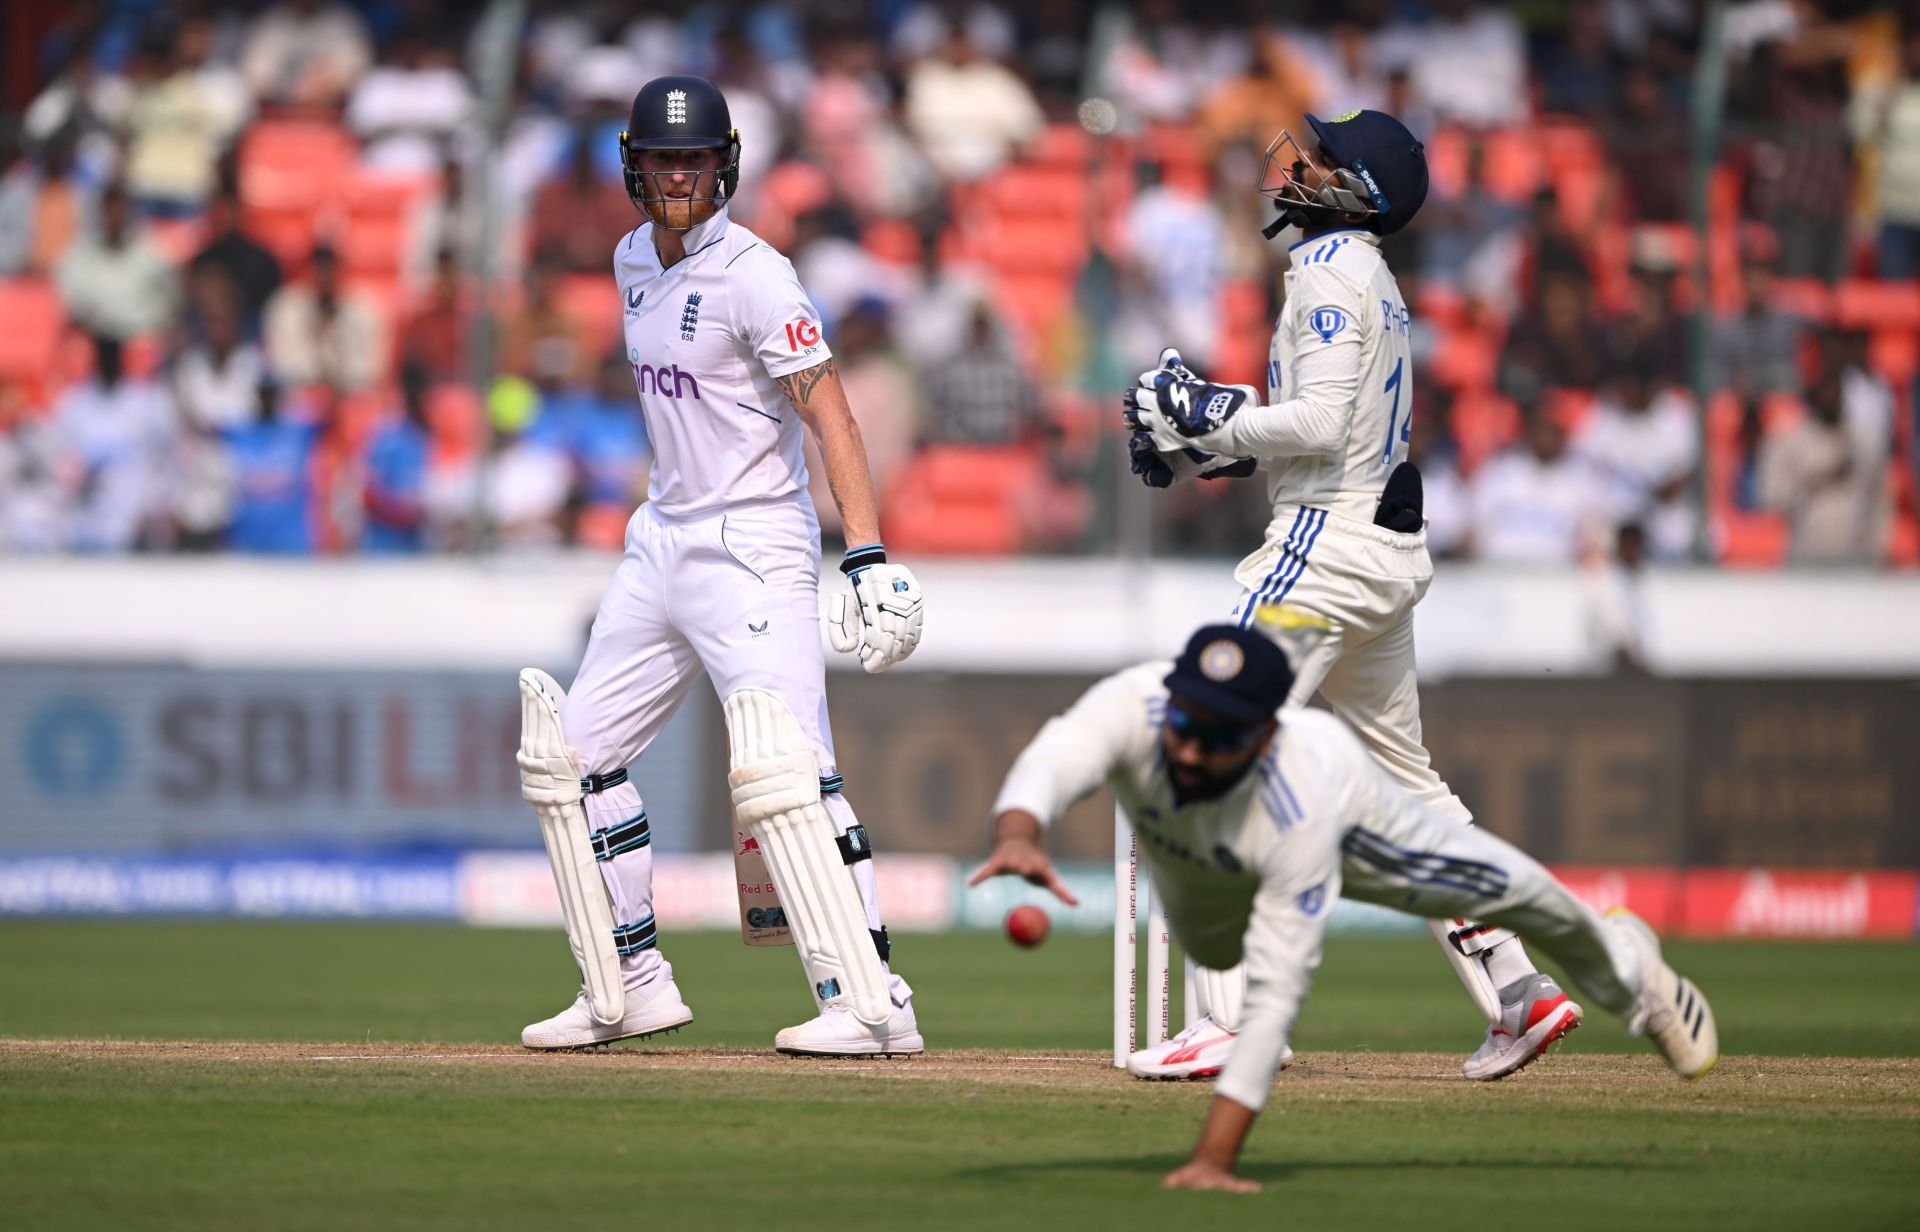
[991,662,1440,1111]
[613,206,834,519]
[1206,227,1415,532]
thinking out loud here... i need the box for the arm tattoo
[774,358,838,408]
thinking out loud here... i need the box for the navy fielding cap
[1306,109,1429,234]
[1163,625,1296,726]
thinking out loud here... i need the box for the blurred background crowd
[0,0,1916,568]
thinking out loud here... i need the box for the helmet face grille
[618,127,742,231]
[621,76,742,229]
[1257,129,1379,233]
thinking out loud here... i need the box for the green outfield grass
[3,924,1917,1231]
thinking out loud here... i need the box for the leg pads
[725,688,892,1027]
[519,668,625,1027]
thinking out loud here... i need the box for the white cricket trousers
[1195,505,1479,1029]
[558,495,909,1006]
[1148,784,1643,1031]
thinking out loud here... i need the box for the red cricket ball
[1005,904,1050,948]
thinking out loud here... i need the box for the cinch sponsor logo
[633,362,701,400]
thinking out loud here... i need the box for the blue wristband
[840,543,886,577]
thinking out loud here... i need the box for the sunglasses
[1165,701,1266,754]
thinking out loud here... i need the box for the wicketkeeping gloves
[828,543,925,673]
[1122,347,1259,454]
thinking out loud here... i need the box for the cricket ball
[1005,905,1050,948]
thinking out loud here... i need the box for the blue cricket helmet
[1304,109,1429,235]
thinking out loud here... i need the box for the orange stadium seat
[986,217,1086,276]
[1031,124,1095,168]
[1449,393,1521,474]
[884,445,1044,556]
[557,273,621,365]
[1833,279,1920,332]
[1717,510,1790,567]
[1870,330,1919,386]
[240,120,358,210]
[0,279,65,392]
[338,215,409,279]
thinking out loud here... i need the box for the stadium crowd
[0,0,1915,566]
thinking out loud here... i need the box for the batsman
[1111,109,1571,1080]
[515,75,925,1057]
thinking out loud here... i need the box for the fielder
[516,75,926,1056]
[974,622,1718,1193]
[1117,110,1566,1080]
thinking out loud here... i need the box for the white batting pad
[725,687,891,1026]
[519,668,624,1027]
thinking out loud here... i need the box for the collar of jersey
[645,204,732,269]
[1287,226,1378,253]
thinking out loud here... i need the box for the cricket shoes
[1125,1017,1293,1081]
[1608,908,1719,1081]
[1462,973,1583,1081]
[520,979,694,1051]
[776,1000,925,1057]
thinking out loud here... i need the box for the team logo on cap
[1199,639,1245,681]
[666,89,688,124]
[1330,109,1361,123]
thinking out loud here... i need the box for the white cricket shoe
[1608,908,1719,1080]
[1125,1017,1292,1081]
[520,979,694,1051]
[775,1001,925,1057]
[1462,972,1583,1081]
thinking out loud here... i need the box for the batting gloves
[829,543,925,673]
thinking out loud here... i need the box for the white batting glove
[828,544,925,673]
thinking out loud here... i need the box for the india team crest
[1199,640,1245,682]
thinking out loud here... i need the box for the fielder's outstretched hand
[829,544,924,672]
[968,811,1079,905]
[1163,1160,1261,1195]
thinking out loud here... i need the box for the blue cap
[1163,625,1296,725]
[1305,109,1429,235]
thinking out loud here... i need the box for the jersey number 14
[1380,357,1408,466]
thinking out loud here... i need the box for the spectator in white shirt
[0,390,70,552]
[345,27,474,175]
[1758,365,1889,564]
[904,31,1044,183]
[263,241,388,394]
[1122,163,1229,368]
[1575,363,1700,561]
[50,336,177,552]
[426,376,571,551]
[174,273,266,431]
[55,180,179,343]
[1377,0,1528,128]
[241,0,372,109]
[123,20,250,214]
[1470,406,1608,565]
[1584,521,1652,674]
